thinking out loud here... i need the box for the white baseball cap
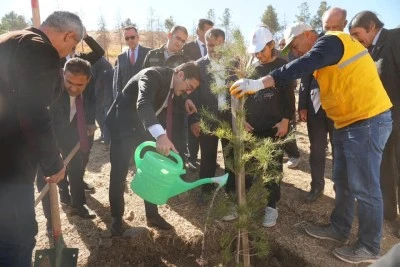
[281,22,313,55]
[247,25,274,54]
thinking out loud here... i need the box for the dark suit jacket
[188,56,232,127]
[0,27,63,183]
[183,40,203,60]
[115,45,151,95]
[371,28,400,123]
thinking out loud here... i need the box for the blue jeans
[0,183,37,266]
[330,110,392,255]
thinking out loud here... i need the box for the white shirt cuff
[148,124,166,139]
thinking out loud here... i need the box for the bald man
[298,7,347,202]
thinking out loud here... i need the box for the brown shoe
[146,215,173,230]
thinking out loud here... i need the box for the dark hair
[123,25,138,33]
[198,19,214,30]
[170,25,188,36]
[64,58,91,78]
[174,61,200,82]
[205,28,225,41]
[349,11,384,31]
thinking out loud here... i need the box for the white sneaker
[286,157,300,169]
[222,207,238,221]
[262,207,278,227]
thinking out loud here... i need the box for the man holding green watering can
[106,62,201,235]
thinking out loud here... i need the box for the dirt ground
[33,92,400,267]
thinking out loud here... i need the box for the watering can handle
[134,141,184,170]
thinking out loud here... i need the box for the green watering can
[131,141,228,205]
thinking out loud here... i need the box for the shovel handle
[35,142,80,207]
[49,182,62,241]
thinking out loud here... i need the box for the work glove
[229,78,265,98]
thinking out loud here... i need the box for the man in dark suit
[114,26,151,97]
[188,28,232,201]
[350,11,400,229]
[106,62,200,235]
[183,19,214,171]
[0,11,83,266]
[142,25,191,165]
[37,58,96,231]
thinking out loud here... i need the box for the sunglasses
[125,35,137,41]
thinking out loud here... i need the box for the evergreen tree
[295,2,311,24]
[206,9,216,23]
[0,11,28,34]
[164,16,175,32]
[219,8,232,41]
[261,5,281,34]
[311,1,330,32]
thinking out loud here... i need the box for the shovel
[34,143,80,267]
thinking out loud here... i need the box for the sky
[2,0,400,42]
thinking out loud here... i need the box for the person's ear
[64,32,76,42]
[177,70,185,80]
[167,32,173,40]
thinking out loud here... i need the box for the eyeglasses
[172,34,186,45]
[124,35,137,41]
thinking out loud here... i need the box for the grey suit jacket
[115,44,151,96]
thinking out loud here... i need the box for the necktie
[368,44,374,55]
[75,95,90,153]
[202,44,207,56]
[130,49,135,65]
[166,89,173,139]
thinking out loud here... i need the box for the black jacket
[0,27,63,183]
[183,40,203,61]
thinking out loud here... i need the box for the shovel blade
[34,248,79,267]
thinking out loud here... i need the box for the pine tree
[0,11,28,34]
[295,2,311,24]
[261,5,281,34]
[164,16,175,32]
[219,8,232,41]
[206,9,216,23]
[96,14,111,59]
[311,1,330,32]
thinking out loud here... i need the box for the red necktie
[130,49,135,65]
[166,90,173,139]
[75,95,90,153]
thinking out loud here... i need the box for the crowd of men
[0,6,399,266]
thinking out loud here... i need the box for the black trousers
[307,108,334,191]
[188,128,199,162]
[37,148,86,220]
[198,134,233,193]
[380,120,400,220]
[283,120,300,158]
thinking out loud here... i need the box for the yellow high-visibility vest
[313,31,392,129]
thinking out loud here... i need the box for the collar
[196,38,205,46]
[372,28,383,46]
[27,27,52,45]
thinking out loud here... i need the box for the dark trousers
[283,121,300,158]
[307,108,334,191]
[188,129,200,162]
[380,121,400,220]
[0,183,37,267]
[109,136,136,218]
[225,130,283,209]
[96,106,111,143]
[37,149,86,220]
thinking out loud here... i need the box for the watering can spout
[169,173,229,197]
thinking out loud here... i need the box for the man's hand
[45,165,66,184]
[244,121,254,133]
[185,99,197,114]
[156,134,178,156]
[190,122,201,137]
[273,118,289,138]
[87,124,97,136]
[229,78,265,98]
[298,109,308,122]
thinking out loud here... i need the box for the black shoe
[59,192,71,206]
[305,188,324,203]
[146,215,173,230]
[187,161,198,171]
[110,217,123,236]
[70,205,96,219]
[84,182,95,194]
